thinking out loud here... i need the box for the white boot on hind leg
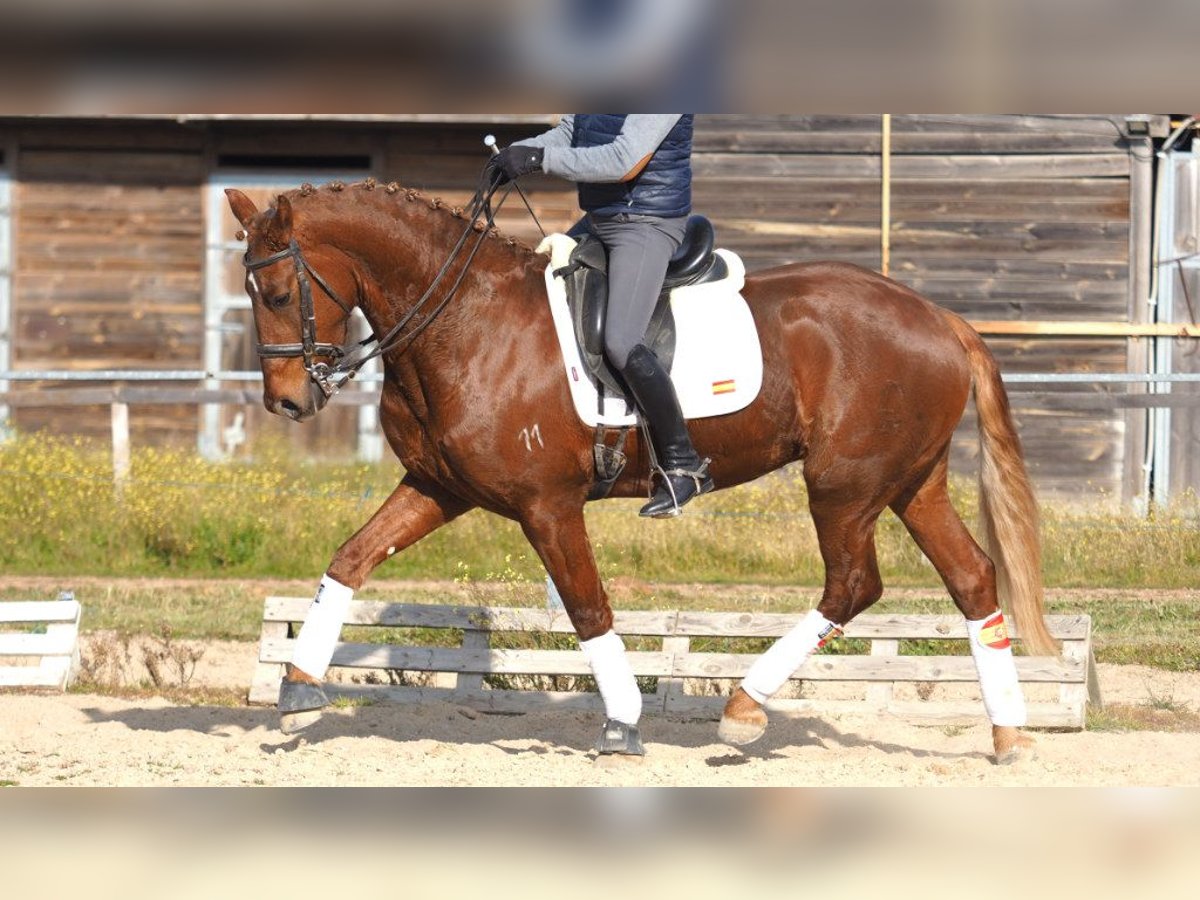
[966,611,1036,765]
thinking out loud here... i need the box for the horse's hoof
[278,678,329,734]
[719,688,768,746]
[718,712,768,746]
[593,719,645,759]
[280,708,324,735]
[992,725,1037,766]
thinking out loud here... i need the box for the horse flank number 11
[519,424,545,452]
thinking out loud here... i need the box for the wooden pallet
[0,596,82,690]
[250,598,1102,728]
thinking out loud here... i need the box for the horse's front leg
[278,474,473,733]
[519,501,646,762]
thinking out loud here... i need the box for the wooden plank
[264,597,678,634]
[0,600,82,623]
[693,153,1130,181]
[996,393,1200,412]
[970,321,1200,338]
[260,638,674,677]
[672,653,1084,683]
[319,682,610,715]
[0,667,74,688]
[0,631,79,656]
[671,611,1091,640]
[695,131,1127,155]
[0,389,379,409]
[268,602,1092,642]
[19,149,206,182]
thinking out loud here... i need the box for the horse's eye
[266,293,292,310]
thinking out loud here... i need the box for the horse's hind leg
[519,501,645,761]
[278,475,472,734]
[720,496,885,746]
[890,453,1034,765]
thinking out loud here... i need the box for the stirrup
[640,457,713,518]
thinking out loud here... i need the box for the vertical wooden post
[1059,637,1090,728]
[110,398,130,490]
[866,638,898,711]
[1126,134,1154,511]
[453,629,490,696]
[656,635,691,714]
[248,619,290,704]
[880,113,892,277]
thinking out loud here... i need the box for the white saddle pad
[539,233,764,428]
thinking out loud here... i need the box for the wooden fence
[251,599,1101,728]
[0,595,82,690]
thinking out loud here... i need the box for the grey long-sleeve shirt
[514,114,683,183]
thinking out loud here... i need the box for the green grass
[1,433,1198,673]
[1,432,1197,589]
[1086,702,1200,733]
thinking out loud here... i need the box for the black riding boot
[620,344,714,518]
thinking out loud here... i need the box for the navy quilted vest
[573,114,693,218]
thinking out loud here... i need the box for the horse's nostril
[280,399,303,418]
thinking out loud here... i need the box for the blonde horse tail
[943,312,1057,656]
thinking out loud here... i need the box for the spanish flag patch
[712,379,736,395]
[979,612,1011,650]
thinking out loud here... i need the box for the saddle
[553,215,729,397]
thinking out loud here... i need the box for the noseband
[242,239,357,398]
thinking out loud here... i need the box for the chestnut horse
[226,178,1053,765]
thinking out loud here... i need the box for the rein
[242,170,512,398]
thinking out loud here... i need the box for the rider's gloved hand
[488,146,544,185]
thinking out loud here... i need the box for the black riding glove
[489,146,544,185]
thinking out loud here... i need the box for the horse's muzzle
[265,382,328,422]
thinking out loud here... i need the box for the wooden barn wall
[690,114,1134,502]
[11,121,207,445]
[0,115,1141,502]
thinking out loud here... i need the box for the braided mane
[282,179,540,259]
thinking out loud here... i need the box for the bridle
[241,166,520,399]
[243,238,356,398]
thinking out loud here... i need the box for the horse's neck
[313,202,539,370]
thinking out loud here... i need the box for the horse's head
[226,189,358,422]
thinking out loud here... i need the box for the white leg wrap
[580,630,642,725]
[741,609,841,704]
[966,611,1027,727]
[290,575,354,680]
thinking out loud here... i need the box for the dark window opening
[217,153,371,170]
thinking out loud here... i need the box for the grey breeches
[584,213,688,370]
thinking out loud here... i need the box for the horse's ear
[267,194,294,244]
[225,189,259,228]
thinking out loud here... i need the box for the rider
[489,114,714,518]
